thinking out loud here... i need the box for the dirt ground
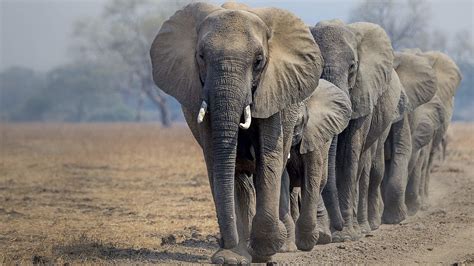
[1,123,473,264]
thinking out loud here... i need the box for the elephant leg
[419,144,432,211]
[295,150,323,251]
[317,142,331,244]
[279,169,297,253]
[418,146,429,209]
[363,125,390,230]
[290,187,301,223]
[249,114,287,261]
[382,118,410,224]
[316,195,332,244]
[367,139,385,230]
[406,150,423,215]
[357,146,374,235]
[332,115,371,243]
[234,171,255,260]
[322,136,344,231]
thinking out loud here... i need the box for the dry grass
[0,123,217,263]
[0,122,472,263]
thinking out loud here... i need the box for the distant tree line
[1,0,191,124]
[0,63,178,122]
[1,0,472,123]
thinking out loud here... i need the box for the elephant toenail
[214,257,224,264]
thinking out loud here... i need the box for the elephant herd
[149,2,462,263]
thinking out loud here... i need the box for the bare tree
[349,0,431,50]
[450,29,474,64]
[72,0,192,126]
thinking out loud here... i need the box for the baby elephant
[280,79,352,252]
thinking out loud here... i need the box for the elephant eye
[349,61,357,73]
[254,54,264,71]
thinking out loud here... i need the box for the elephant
[310,20,401,241]
[404,51,461,215]
[280,79,351,251]
[149,2,323,263]
[431,125,452,171]
[378,51,438,225]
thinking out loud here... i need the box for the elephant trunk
[208,72,249,249]
[322,135,344,230]
[321,69,346,231]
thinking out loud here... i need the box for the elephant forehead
[312,26,355,61]
[199,10,267,46]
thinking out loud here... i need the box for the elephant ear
[423,51,462,104]
[248,7,324,118]
[347,22,394,119]
[394,52,437,111]
[394,88,408,122]
[300,79,352,154]
[150,3,221,109]
[221,2,250,10]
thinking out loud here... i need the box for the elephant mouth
[197,100,252,130]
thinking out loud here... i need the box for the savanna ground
[0,122,473,264]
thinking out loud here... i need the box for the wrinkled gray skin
[150,2,322,263]
[310,20,398,242]
[280,79,352,251]
[405,51,461,215]
[379,51,438,225]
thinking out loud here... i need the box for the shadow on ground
[51,236,209,263]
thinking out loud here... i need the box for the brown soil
[1,122,473,264]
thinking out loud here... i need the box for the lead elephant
[311,20,400,241]
[150,2,323,263]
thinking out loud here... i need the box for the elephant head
[150,2,322,249]
[394,51,438,113]
[311,20,394,119]
[420,52,462,106]
[299,79,352,154]
[411,51,462,149]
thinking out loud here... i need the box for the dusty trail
[274,158,474,264]
[0,123,472,264]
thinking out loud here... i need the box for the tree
[450,29,474,64]
[72,0,193,126]
[349,0,431,50]
[0,67,45,121]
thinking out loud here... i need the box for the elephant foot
[382,204,407,225]
[421,200,430,211]
[368,207,382,230]
[279,213,297,252]
[352,222,363,240]
[358,220,372,235]
[369,219,381,231]
[406,197,421,216]
[331,226,357,242]
[316,211,332,244]
[317,226,332,245]
[279,240,297,253]
[368,212,382,230]
[295,225,318,251]
[249,219,286,259]
[211,247,251,264]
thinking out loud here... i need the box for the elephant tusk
[239,105,251,130]
[197,101,207,124]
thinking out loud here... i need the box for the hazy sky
[1,0,473,72]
